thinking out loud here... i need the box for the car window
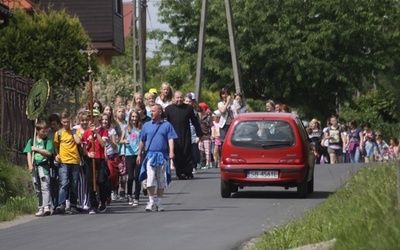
[231,120,295,149]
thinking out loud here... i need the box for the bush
[0,146,36,221]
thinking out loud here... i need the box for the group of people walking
[24,83,249,217]
[307,116,398,164]
[26,82,390,217]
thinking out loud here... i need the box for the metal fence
[0,69,34,165]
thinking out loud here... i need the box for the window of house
[115,0,122,16]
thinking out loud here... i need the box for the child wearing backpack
[53,111,82,215]
[24,121,54,216]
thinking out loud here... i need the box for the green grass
[0,161,36,222]
[253,164,400,250]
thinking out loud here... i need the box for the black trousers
[125,155,141,200]
[84,158,110,209]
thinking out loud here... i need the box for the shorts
[146,159,167,189]
[328,146,342,156]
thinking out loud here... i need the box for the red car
[219,112,315,198]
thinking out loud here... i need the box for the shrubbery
[0,143,36,221]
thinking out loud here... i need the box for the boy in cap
[81,109,109,214]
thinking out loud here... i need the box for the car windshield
[231,120,295,149]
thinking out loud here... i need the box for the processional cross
[79,43,98,190]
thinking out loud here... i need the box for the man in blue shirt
[137,104,177,212]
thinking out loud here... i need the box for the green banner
[26,79,50,120]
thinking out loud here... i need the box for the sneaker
[132,199,139,207]
[98,203,107,213]
[56,206,65,214]
[192,168,197,174]
[89,209,97,215]
[43,207,51,216]
[155,204,165,212]
[35,210,44,217]
[111,191,117,201]
[145,202,156,212]
[65,199,70,210]
[69,207,78,215]
[127,196,133,205]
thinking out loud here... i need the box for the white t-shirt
[106,128,118,156]
[218,100,233,128]
[155,96,170,110]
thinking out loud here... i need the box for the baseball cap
[187,92,196,100]
[149,88,158,95]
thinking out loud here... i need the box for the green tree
[0,8,90,97]
[93,37,194,104]
[341,89,400,139]
[152,0,400,118]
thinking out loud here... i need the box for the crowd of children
[24,85,227,217]
[31,87,397,217]
[306,117,399,164]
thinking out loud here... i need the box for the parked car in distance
[219,112,315,198]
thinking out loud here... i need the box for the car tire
[307,174,314,194]
[221,179,231,198]
[230,185,239,193]
[297,178,308,198]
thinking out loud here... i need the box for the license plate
[247,170,278,179]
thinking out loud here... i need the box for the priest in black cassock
[165,91,203,179]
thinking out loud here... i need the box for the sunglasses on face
[93,106,101,110]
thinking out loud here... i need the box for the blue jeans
[58,163,80,208]
[342,152,349,163]
[349,147,361,163]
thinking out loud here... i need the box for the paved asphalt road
[0,163,367,250]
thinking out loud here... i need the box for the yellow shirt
[54,129,80,164]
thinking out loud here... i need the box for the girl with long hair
[101,113,119,203]
[120,110,142,206]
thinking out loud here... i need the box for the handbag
[142,123,162,159]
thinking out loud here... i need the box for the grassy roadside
[253,163,400,250]
[0,161,36,222]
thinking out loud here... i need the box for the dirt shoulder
[0,215,37,230]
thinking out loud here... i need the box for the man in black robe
[165,91,203,179]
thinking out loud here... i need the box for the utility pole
[139,0,147,95]
[132,0,146,96]
[224,0,243,95]
[132,0,139,94]
[194,0,208,102]
[195,0,244,101]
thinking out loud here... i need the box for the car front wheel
[221,179,231,198]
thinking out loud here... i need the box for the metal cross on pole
[79,43,98,191]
